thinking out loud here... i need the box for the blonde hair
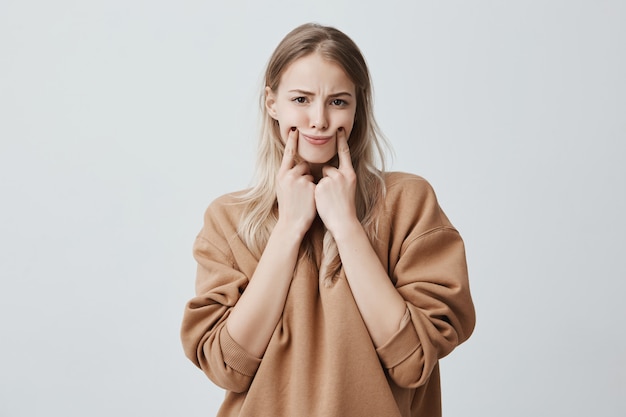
[239,23,391,285]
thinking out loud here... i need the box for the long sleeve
[375,174,476,388]
[180,176,474,417]
[180,197,262,393]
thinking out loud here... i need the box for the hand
[276,128,317,237]
[315,128,358,236]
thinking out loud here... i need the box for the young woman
[181,23,475,417]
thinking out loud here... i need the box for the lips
[300,133,333,145]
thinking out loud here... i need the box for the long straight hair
[238,23,391,286]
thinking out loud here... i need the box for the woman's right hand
[224,128,316,359]
[275,128,317,238]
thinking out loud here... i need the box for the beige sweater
[181,172,475,417]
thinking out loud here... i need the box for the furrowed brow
[287,89,353,98]
[328,92,353,98]
[288,89,314,95]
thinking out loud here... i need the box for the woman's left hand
[315,128,359,236]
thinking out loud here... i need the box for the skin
[226,53,406,358]
[265,52,356,179]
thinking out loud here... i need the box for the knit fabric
[181,172,475,417]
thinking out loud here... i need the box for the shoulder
[383,172,439,207]
[206,189,250,211]
[200,189,251,235]
[382,171,454,232]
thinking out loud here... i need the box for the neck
[309,163,324,182]
[308,155,339,182]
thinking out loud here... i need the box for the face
[266,53,357,167]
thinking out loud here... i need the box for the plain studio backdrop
[1,1,624,416]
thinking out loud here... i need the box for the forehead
[278,53,355,93]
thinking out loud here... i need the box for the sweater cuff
[221,326,262,377]
[376,308,420,369]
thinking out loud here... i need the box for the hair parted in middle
[238,22,392,286]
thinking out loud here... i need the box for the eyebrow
[287,89,353,98]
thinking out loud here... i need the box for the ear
[265,86,278,120]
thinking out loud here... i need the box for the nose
[310,102,328,130]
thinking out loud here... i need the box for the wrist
[329,218,364,245]
[272,219,308,246]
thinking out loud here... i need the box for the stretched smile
[300,133,333,145]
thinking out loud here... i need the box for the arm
[227,128,317,357]
[315,129,406,347]
[181,129,317,391]
[225,221,304,358]
[332,220,408,347]
[315,132,475,387]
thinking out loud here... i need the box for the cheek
[277,109,307,140]
[339,112,356,137]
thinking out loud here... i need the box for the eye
[292,96,307,104]
[331,98,348,106]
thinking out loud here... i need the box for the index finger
[336,128,353,171]
[280,128,298,171]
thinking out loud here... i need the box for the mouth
[300,133,333,146]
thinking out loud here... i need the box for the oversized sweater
[181,172,475,417]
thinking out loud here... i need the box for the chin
[299,152,336,165]
[298,145,337,166]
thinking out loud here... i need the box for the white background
[1,1,625,416]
